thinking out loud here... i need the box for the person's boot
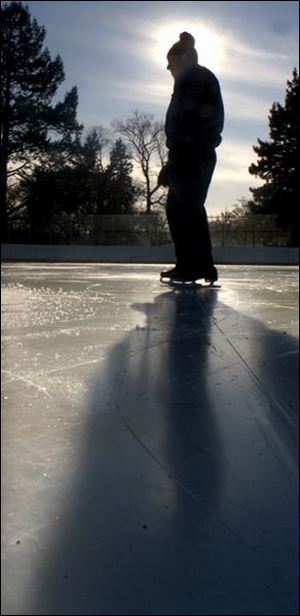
[160,266,182,279]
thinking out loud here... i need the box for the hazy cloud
[24,0,298,213]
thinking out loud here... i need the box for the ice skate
[160,266,181,281]
[161,265,220,288]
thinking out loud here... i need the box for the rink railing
[6,213,293,247]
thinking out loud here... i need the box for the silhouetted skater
[158,32,224,283]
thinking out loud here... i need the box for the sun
[152,22,224,73]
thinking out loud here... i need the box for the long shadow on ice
[28,286,298,616]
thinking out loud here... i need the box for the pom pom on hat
[179,32,195,48]
[167,31,198,63]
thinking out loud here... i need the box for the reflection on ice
[1,264,299,616]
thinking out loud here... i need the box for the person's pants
[166,148,216,273]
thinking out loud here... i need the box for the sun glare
[152,22,224,73]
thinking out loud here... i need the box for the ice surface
[1,264,299,615]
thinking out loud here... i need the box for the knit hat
[167,32,198,64]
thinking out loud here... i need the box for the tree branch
[7,161,30,176]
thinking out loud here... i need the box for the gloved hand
[157,164,169,187]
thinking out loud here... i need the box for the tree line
[1,1,298,245]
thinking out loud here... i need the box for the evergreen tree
[1,1,83,239]
[16,134,139,241]
[78,127,110,172]
[98,139,137,214]
[109,138,133,179]
[18,128,107,241]
[248,69,299,245]
[20,164,93,243]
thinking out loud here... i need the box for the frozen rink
[1,263,299,616]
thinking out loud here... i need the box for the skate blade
[160,276,221,288]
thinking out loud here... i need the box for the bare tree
[112,110,168,214]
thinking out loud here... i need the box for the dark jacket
[165,64,224,162]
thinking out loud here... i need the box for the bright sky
[25,0,299,214]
